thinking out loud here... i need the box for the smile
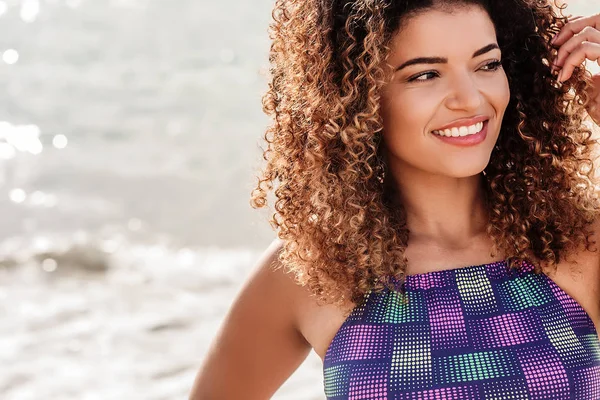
[430,120,490,147]
[432,121,485,137]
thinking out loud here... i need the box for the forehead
[388,6,498,60]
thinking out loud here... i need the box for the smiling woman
[380,7,510,179]
[191,0,600,399]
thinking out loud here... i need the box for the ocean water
[0,0,598,399]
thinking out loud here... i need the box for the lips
[431,120,489,147]
[432,115,490,132]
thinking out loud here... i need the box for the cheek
[494,73,511,112]
[381,89,439,134]
[380,91,441,161]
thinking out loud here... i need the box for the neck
[387,161,489,250]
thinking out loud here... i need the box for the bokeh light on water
[2,48,18,64]
[0,1,598,399]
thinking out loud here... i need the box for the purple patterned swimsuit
[323,259,600,399]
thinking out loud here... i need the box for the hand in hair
[551,13,600,125]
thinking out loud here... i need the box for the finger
[551,13,600,47]
[552,15,599,46]
[558,41,600,82]
[553,26,600,71]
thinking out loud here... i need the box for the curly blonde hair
[251,0,600,307]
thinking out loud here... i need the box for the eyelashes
[482,60,503,71]
[408,60,503,83]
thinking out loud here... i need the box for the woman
[192,0,600,398]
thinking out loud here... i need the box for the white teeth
[432,121,484,137]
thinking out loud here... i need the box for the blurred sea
[0,0,598,399]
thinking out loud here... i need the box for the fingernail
[551,35,557,44]
[557,71,563,82]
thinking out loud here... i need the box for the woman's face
[380,5,510,178]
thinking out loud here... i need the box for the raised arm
[189,239,313,399]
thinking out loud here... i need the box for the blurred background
[0,0,598,399]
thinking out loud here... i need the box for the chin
[441,162,491,179]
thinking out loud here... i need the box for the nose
[444,71,484,112]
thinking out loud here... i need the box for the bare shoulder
[252,238,314,308]
[550,212,600,329]
[566,212,600,277]
[578,212,600,295]
[189,238,313,399]
[574,212,600,325]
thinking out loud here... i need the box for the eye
[407,60,503,83]
[407,71,439,82]
[481,60,502,71]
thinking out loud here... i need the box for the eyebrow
[394,43,500,71]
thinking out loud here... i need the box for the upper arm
[189,239,313,400]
